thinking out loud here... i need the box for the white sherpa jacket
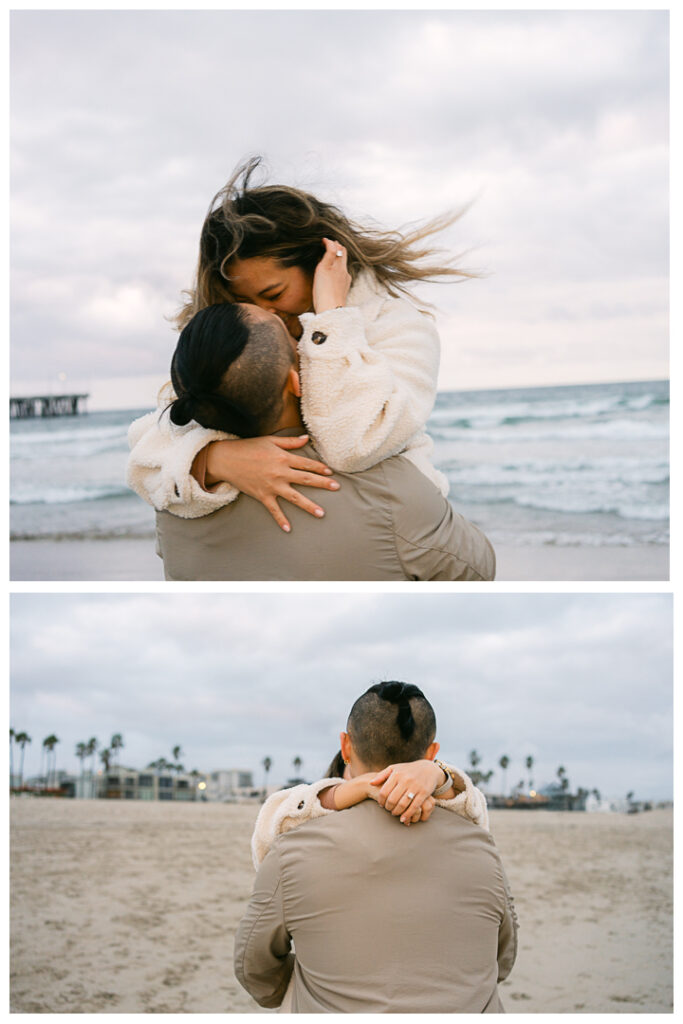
[250,765,489,870]
[126,271,449,519]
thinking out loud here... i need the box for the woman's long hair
[175,156,475,330]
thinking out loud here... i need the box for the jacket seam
[392,529,488,581]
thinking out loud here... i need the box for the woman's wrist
[203,440,232,488]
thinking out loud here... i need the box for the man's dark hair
[168,302,294,437]
[347,681,436,770]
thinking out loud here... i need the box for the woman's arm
[127,401,338,525]
[126,404,240,518]
[317,773,379,811]
[297,283,441,473]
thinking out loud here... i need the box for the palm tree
[110,734,124,767]
[99,748,111,773]
[10,728,15,790]
[262,756,272,795]
[592,788,601,802]
[498,755,510,796]
[292,756,302,777]
[43,735,59,789]
[75,742,88,779]
[86,737,98,778]
[467,749,487,786]
[15,732,31,789]
[525,755,534,791]
[556,765,569,791]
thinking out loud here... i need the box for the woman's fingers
[313,239,351,313]
[281,486,326,519]
[263,497,291,533]
[270,434,311,450]
[397,791,425,822]
[384,782,425,817]
[291,471,340,492]
[419,797,436,822]
[322,237,347,263]
[287,454,334,476]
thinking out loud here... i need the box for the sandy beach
[10,537,669,582]
[10,799,672,1013]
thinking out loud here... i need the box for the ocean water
[10,380,669,548]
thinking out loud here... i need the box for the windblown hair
[347,681,437,771]
[176,156,474,329]
[168,303,294,437]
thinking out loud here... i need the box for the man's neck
[271,395,304,433]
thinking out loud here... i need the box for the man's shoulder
[275,800,488,849]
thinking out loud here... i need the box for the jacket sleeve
[496,860,519,982]
[126,402,240,519]
[234,846,295,1008]
[434,764,490,831]
[297,294,440,472]
[250,779,341,869]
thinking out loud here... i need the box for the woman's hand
[370,760,446,825]
[202,436,340,532]
[312,238,352,314]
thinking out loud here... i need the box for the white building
[205,769,258,802]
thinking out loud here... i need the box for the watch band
[432,760,454,797]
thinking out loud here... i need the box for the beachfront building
[205,769,259,802]
[97,767,205,801]
[75,773,98,799]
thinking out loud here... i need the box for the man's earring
[343,759,350,765]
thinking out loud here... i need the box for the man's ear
[285,368,301,398]
[340,731,352,764]
[425,740,440,762]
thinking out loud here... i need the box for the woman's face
[228,256,313,339]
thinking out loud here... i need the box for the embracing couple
[235,681,518,1013]
[127,158,495,581]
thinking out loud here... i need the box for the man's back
[156,439,495,581]
[235,801,516,1013]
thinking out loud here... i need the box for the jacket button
[311,331,327,345]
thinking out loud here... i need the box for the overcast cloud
[10,9,668,399]
[10,593,672,800]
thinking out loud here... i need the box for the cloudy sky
[10,9,668,403]
[10,593,672,800]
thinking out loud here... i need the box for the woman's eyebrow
[258,283,283,296]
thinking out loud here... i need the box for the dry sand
[10,538,669,581]
[10,800,672,1013]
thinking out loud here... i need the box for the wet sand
[10,800,672,1013]
[10,538,669,582]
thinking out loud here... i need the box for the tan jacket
[156,434,495,582]
[251,766,489,869]
[234,801,517,1013]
